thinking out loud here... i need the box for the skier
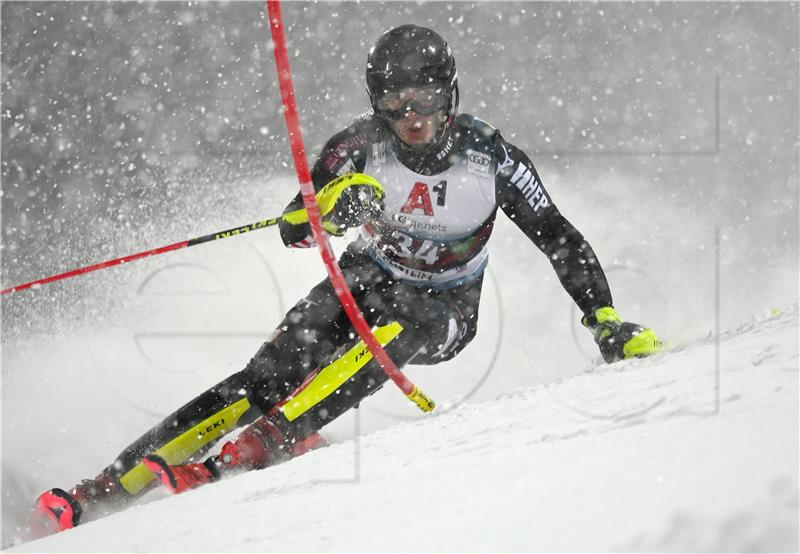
[33,24,660,533]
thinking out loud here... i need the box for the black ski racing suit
[105,112,613,498]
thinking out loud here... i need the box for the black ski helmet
[366,25,459,119]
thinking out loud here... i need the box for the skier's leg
[34,249,384,531]
[112,261,355,490]
[282,274,485,435]
[143,321,426,494]
[181,274,486,485]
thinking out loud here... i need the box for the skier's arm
[494,135,612,316]
[495,135,662,361]
[279,126,369,248]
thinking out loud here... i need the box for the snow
[7,307,798,552]
[1,2,798,551]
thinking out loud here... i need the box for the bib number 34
[388,232,440,265]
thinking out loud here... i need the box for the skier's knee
[430,315,478,362]
[409,306,479,365]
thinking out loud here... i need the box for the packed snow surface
[10,307,798,552]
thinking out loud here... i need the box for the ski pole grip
[406,386,436,413]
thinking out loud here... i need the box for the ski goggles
[375,85,449,119]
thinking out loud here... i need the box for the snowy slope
[2,3,798,551]
[9,306,798,552]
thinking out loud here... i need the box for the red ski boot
[145,415,327,495]
[215,414,327,472]
[33,470,126,534]
[143,455,220,494]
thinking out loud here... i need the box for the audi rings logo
[467,150,492,177]
[468,152,490,166]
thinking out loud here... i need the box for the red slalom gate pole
[266,0,434,412]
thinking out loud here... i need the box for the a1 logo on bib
[400,181,448,216]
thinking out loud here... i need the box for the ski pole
[1,217,281,296]
[266,0,435,413]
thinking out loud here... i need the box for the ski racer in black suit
[33,24,661,533]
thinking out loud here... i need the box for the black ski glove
[582,307,661,363]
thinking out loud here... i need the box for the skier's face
[378,85,448,148]
[388,110,447,148]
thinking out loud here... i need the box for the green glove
[582,307,662,363]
